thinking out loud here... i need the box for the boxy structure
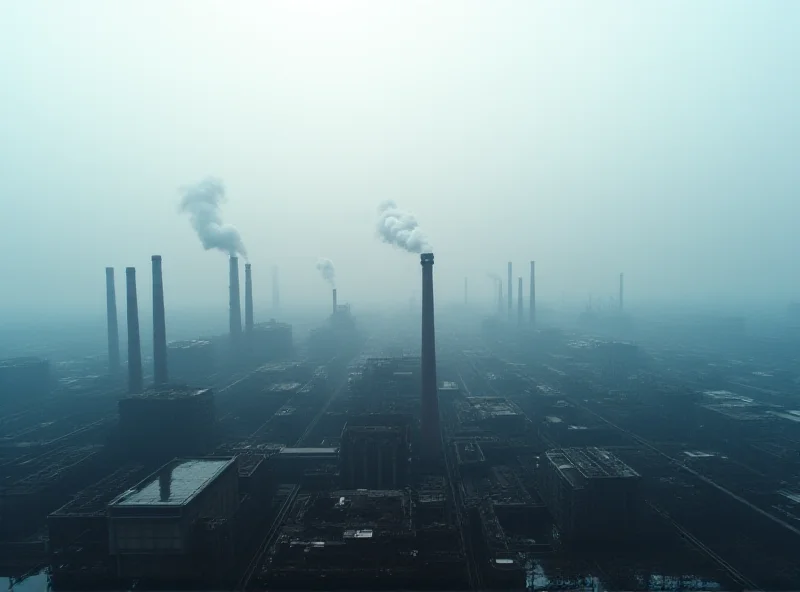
[117,387,215,461]
[339,415,411,490]
[107,457,239,582]
[536,447,640,544]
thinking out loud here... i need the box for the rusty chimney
[420,252,441,458]
[229,256,242,338]
[105,267,120,373]
[126,267,143,394]
[530,261,536,326]
[518,277,523,324]
[619,272,624,312]
[151,256,168,385]
[245,263,254,332]
[507,262,512,321]
[332,288,338,315]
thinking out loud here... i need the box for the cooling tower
[245,263,254,332]
[420,253,441,458]
[229,256,242,338]
[126,267,143,394]
[151,256,168,385]
[105,267,120,373]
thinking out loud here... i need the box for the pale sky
[2,0,798,319]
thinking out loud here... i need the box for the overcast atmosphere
[2,1,799,320]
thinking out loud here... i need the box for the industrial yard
[0,250,799,592]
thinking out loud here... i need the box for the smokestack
[272,265,280,311]
[530,261,536,326]
[518,277,523,324]
[229,256,242,338]
[619,272,624,312]
[498,281,504,315]
[105,268,120,373]
[332,288,338,315]
[420,253,441,458]
[125,267,143,394]
[151,256,168,385]
[245,263,254,332]
[464,277,468,305]
[507,262,512,321]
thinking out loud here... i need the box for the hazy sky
[2,1,799,319]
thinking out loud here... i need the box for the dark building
[536,447,640,543]
[117,387,215,461]
[0,357,50,401]
[107,457,238,583]
[340,415,411,490]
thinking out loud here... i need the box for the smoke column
[179,177,247,258]
[376,201,431,253]
[315,258,336,286]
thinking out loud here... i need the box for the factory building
[339,415,411,490]
[107,457,239,582]
[0,357,51,401]
[117,387,215,461]
[536,447,640,544]
[166,340,215,383]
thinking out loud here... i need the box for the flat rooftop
[547,447,639,487]
[123,386,212,401]
[110,458,233,507]
[278,447,338,456]
[467,396,523,418]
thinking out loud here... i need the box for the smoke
[178,177,247,259]
[487,272,501,281]
[315,258,336,287]
[376,200,431,254]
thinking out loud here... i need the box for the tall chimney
[151,256,168,385]
[332,288,338,315]
[229,256,242,338]
[464,277,468,305]
[245,263,254,332]
[125,267,143,394]
[498,281,504,315]
[420,253,441,458]
[272,265,280,311]
[105,268,120,373]
[518,277,523,324]
[619,272,624,312]
[507,262,513,321]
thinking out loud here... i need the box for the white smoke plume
[315,258,336,287]
[487,272,501,281]
[178,177,247,259]
[376,200,431,254]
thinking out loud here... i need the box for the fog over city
[2,0,798,327]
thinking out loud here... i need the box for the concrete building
[339,415,411,490]
[117,387,215,461]
[107,457,239,581]
[536,447,640,543]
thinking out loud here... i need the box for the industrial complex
[1,251,800,592]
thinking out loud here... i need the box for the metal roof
[110,458,232,507]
